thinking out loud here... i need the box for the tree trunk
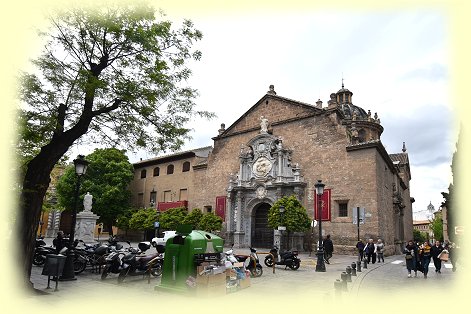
[19,117,92,290]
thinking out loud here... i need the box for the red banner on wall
[215,196,226,221]
[314,188,331,221]
[157,200,188,211]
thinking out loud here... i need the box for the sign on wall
[314,188,331,221]
[216,196,226,221]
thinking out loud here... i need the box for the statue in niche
[83,192,93,212]
[260,116,269,133]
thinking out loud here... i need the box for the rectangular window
[150,191,156,204]
[338,202,348,217]
[137,193,144,208]
[164,190,172,202]
[204,205,212,213]
[179,189,188,201]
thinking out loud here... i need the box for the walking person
[356,239,365,261]
[365,238,377,264]
[404,240,418,277]
[323,234,334,264]
[431,240,444,273]
[376,239,385,263]
[419,240,432,279]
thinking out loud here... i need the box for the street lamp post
[278,205,285,252]
[60,155,89,280]
[315,180,326,272]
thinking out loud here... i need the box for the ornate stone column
[233,191,245,248]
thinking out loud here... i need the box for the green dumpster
[156,226,224,294]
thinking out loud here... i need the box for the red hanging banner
[314,188,331,221]
[215,196,226,221]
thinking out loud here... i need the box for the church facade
[130,84,414,255]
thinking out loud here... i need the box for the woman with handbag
[404,240,418,277]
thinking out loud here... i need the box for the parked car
[151,231,177,247]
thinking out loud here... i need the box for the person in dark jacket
[323,234,334,264]
[365,238,376,264]
[403,240,418,277]
[356,240,365,261]
[52,231,67,254]
[431,240,444,273]
[419,240,432,278]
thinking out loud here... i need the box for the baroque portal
[226,118,306,248]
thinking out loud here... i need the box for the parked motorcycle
[234,247,263,277]
[117,242,164,283]
[32,238,56,266]
[101,241,133,280]
[264,245,300,270]
[73,240,109,274]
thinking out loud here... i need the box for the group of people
[355,238,385,264]
[403,239,456,278]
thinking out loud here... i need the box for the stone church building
[130,84,414,254]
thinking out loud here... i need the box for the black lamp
[315,180,326,272]
[60,155,89,280]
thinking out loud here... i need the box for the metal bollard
[345,266,352,282]
[334,279,343,298]
[363,257,368,269]
[340,272,348,291]
[351,262,357,276]
[357,260,362,272]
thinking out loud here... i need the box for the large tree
[55,148,134,233]
[17,3,211,289]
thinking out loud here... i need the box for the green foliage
[18,2,213,158]
[183,208,203,229]
[158,207,187,230]
[413,229,426,243]
[55,148,134,231]
[116,208,137,230]
[128,207,157,231]
[268,195,311,232]
[430,216,444,242]
[198,212,223,232]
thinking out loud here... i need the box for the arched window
[153,167,160,177]
[358,129,366,143]
[167,164,174,175]
[140,169,147,179]
[182,161,190,172]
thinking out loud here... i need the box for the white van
[151,230,177,247]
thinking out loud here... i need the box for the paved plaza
[21,242,461,312]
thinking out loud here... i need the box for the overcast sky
[67,5,456,219]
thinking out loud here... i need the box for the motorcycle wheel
[264,256,274,267]
[73,258,87,274]
[101,265,109,280]
[288,260,300,270]
[150,264,163,277]
[251,265,263,277]
[32,253,46,266]
[117,269,128,284]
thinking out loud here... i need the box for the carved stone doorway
[251,203,273,248]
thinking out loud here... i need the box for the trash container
[156,225,224,294]
[41,254,67,291]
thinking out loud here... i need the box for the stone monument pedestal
[75,210,100,243]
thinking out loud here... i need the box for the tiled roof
[389,153,409,164]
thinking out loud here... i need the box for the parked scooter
[264,245,300,270]
[234,247,263,277]
[117,242,164,283]
[101,241,132,280]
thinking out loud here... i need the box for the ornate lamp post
[278,205,285,251]
[315,180,326,272]
[60,155,89,280]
